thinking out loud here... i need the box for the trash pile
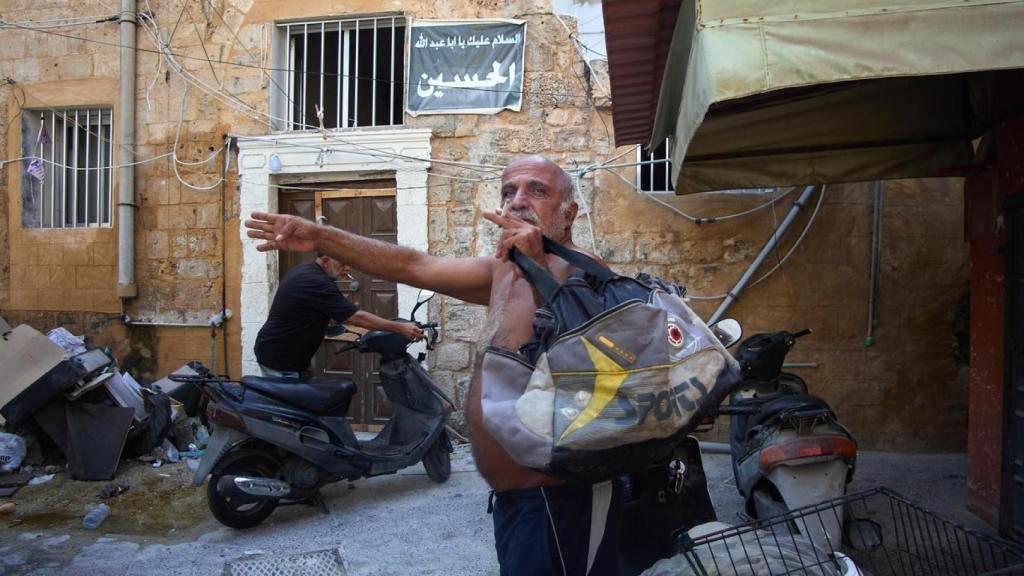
[0,319,210,499]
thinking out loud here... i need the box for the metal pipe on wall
[708,185,818,325]
[866,181,885,347]
[117,0,138,299]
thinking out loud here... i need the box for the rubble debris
[82,503,110,530]
[28,474,54,486]
[0,471,32,497]
[0,432,26,473]
[0,502,15,514]
[0,471,31,486]
[44,465,60,475]
[151,363,205,417]
[97,482,130,499]
[106,372,147,422]
[4,344,113,427]
[123,391,172,458]
[194,423,210,448]
[65,403,134,481]
[0,325,66,426]
[46,327,87,358]
[1,323,203,485]
[161,440,180,463]
[170,419,196,450]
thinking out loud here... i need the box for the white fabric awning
[657,0,1024,193]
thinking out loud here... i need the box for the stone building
[0,0,968,450]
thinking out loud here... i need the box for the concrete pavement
[0,444,994,575]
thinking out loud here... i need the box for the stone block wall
[0,0,970,451]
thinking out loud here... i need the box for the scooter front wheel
[422,431,451,483]
[207,450,280,529]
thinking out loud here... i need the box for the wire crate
[671,487,1024,576]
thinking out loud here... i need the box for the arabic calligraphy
[416,61,518,99]
[414,32,522,50]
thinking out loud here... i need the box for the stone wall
[0,0,969,451]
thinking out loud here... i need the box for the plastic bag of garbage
[0,432,27,474]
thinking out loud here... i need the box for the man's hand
[397,322,425,342]
[245,212,321,253]
[482,209,544,264]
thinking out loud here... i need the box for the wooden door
[280,187,398,428]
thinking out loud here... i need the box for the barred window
[21,108,113,229]
[274,15,406,131]
[637,138,673,193]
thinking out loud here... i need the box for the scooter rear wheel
[207,450,280,529]
[422,431,451,483]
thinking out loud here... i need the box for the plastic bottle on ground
[82,503,110,530]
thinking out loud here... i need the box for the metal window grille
[637,138,674,193]
[21,108,114,229]
[278,15,405,131]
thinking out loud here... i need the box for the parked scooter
[171,289,453,529]
[718,329,858,551]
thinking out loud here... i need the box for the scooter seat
[748,393,832,430]
[239,376,356,415]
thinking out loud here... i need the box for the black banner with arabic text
[407,20,526,115]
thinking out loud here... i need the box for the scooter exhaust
[216,475,292,501]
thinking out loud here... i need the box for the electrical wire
[137,11,507,178]
[551,11,611,98]
[172,84,223,191]
[0,15,117,29]
[685,186,828,300]
[748,185,827,288]
[0,17,597,103]
[604,167,797,224]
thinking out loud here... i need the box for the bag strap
[509,237,616,304]
[539,237,615,282]
[509,248,561,303]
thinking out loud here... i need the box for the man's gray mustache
[509,210,539,224]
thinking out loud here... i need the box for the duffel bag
[481,237,741,482]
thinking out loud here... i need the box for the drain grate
[224,548,347,576]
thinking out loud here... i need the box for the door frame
[314,187,397,220]
[235,129,431,377]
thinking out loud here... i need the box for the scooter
[171,289,453,529]
[718,329,858,552]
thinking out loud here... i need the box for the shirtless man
[245,155,621,576]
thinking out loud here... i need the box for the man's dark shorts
[491,480,621,576]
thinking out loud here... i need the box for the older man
[245,156,621,576]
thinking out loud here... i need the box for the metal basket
[673,487,1024,576]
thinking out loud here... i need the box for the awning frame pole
[708,185,818,324]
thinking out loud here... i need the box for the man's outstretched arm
[245,212,494,305]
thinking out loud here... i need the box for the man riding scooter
[254,251,424,379]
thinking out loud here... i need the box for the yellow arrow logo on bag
[558,338,629,442]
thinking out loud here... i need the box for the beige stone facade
[0,0,968,451]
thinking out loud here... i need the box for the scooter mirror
[710,318,743,348]
[410,290,436,322]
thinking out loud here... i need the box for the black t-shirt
[254,261,358,372]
